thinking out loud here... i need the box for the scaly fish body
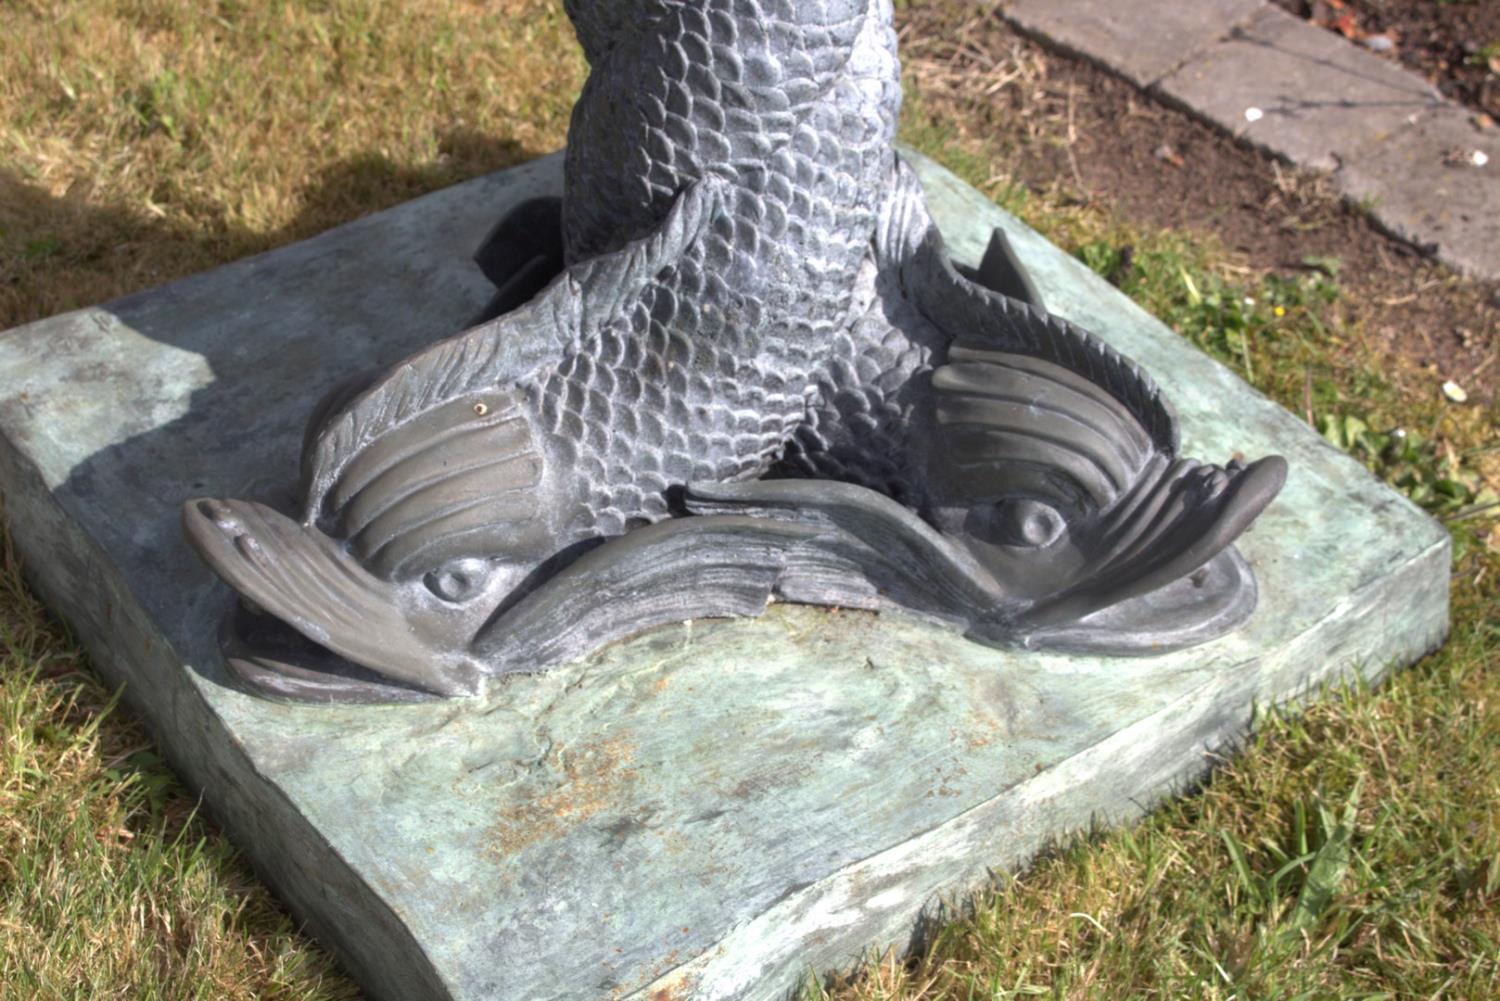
[181,0,1288,703]
[537,0,902,539]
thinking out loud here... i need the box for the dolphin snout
[181,497,483,699]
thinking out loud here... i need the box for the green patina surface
[0,150,1449,1000]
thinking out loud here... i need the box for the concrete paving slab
[1003,0,1264,87]
[1336,108,1500,279]
[1157,5,1443,172]
[0,150,1450,1000]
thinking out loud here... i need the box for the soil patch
[1273,0,1500,120]
[898,2,1500,402]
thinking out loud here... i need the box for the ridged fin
[931,348,1156,511]
[886,178,1178,454]
[333,398,546,580]
[929,274,1177,453]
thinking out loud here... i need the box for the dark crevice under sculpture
[182,0,1288,704]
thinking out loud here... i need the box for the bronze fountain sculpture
[182,0,1287,703]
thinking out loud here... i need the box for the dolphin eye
[423,559,491,603]
[966,498,1067,549]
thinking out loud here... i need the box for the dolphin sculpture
[182,0,1286,703]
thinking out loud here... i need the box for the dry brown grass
[1,0,585,329]
[0,525,364,999]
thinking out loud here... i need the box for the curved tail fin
[302,177,724,519]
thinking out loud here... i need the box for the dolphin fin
[928,338,1286,628]
[1022,455,1287,628]
[878,154,1286,636]
[963,228,1045,311]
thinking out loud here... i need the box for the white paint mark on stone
[863,887,911,912]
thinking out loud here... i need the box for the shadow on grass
[0,128,550,999]
[1,128,540,329]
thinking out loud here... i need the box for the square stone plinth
[0,149,1449,1000]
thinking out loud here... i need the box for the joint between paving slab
[1146,2,1272,90]
[1146,16,1264,90]
[995,0,1498,280]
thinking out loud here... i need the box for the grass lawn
[2,1,1497,998]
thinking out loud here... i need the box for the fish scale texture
[540,0,903,538]
[781,255,945,508]
[176,0,1292,706]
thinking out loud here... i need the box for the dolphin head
[182,383,558,702]
[923,342,1287,636]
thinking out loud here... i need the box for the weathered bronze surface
[182,0,1286,702]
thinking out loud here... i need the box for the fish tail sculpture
[182,0,1286,703]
